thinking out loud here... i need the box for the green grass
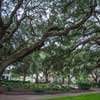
[42,93,100,100]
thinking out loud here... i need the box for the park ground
[0,88,100,100]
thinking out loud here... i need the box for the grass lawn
[42,93,100,100]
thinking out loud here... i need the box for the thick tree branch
[0,15,26,45]
[0,0,3,17]
[70,35,100,52]
[45,4,95,37]
[0,0,98,75]
[0,4,96,67]
[1,34,47,69]
[7,0,23,27]
[0,1,43,45]
[0,34,47,74]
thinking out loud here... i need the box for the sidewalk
[0,89,100,100]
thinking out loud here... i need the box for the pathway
[0,89,100,100]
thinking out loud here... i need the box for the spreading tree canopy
[0,0,100,76]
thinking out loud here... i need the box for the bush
[32,87,49,93]
[0,80,31,90]
[61,84,71,91]
[0,80,30,84]
[48,83,71,91]
[49,83,61,91]
[32,83,48,88]
[91,82,97,87]
[0,81,3,86]
[64,86,71,91]
[78,82,91,90]
[4,85,12,91]
[96,81,100,88]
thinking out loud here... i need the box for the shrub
[48,83,71,91]
[0,81,3,86]
[0,80,30,84]
[96,81,100,88]
[64,86,71,91]
[78,82,91,90]
[49,83,61,91]
[91,82,97,87]
[32,83,48,88]
[4,85,12,91]
[61,84,71,91]
[0,80,31,91]
[32,87,49,93]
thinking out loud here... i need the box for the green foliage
[1,80,30,89]
[31,83,71,92]
[4,85,13,91]
[48,83,71,91]
[78,81,92,90]
[49,83,61,91]
[1,80,72,92]
[96,81,100,88]
[32,87,49,93]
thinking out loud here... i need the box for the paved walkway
[0,89,100,100]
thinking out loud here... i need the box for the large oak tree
[0,0,100,76]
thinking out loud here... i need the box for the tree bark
[91,72,98,83]
[23,71,26,82]
[44,69,49,83]
[62,77,65,84]
[0,35,47,77]
[67,75,71,85]
[35,73,39,83]
[0,63,7,79]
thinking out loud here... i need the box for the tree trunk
[0,69,3,79]
[23,72,26,82]
[62,77,65,84]
[91,73,98,83]
[67,75,71,85]
[45,72,49,83]
[35,73,39,83]
[23,65,27,82]
[0,64,7,79]
[44,68,49,83]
